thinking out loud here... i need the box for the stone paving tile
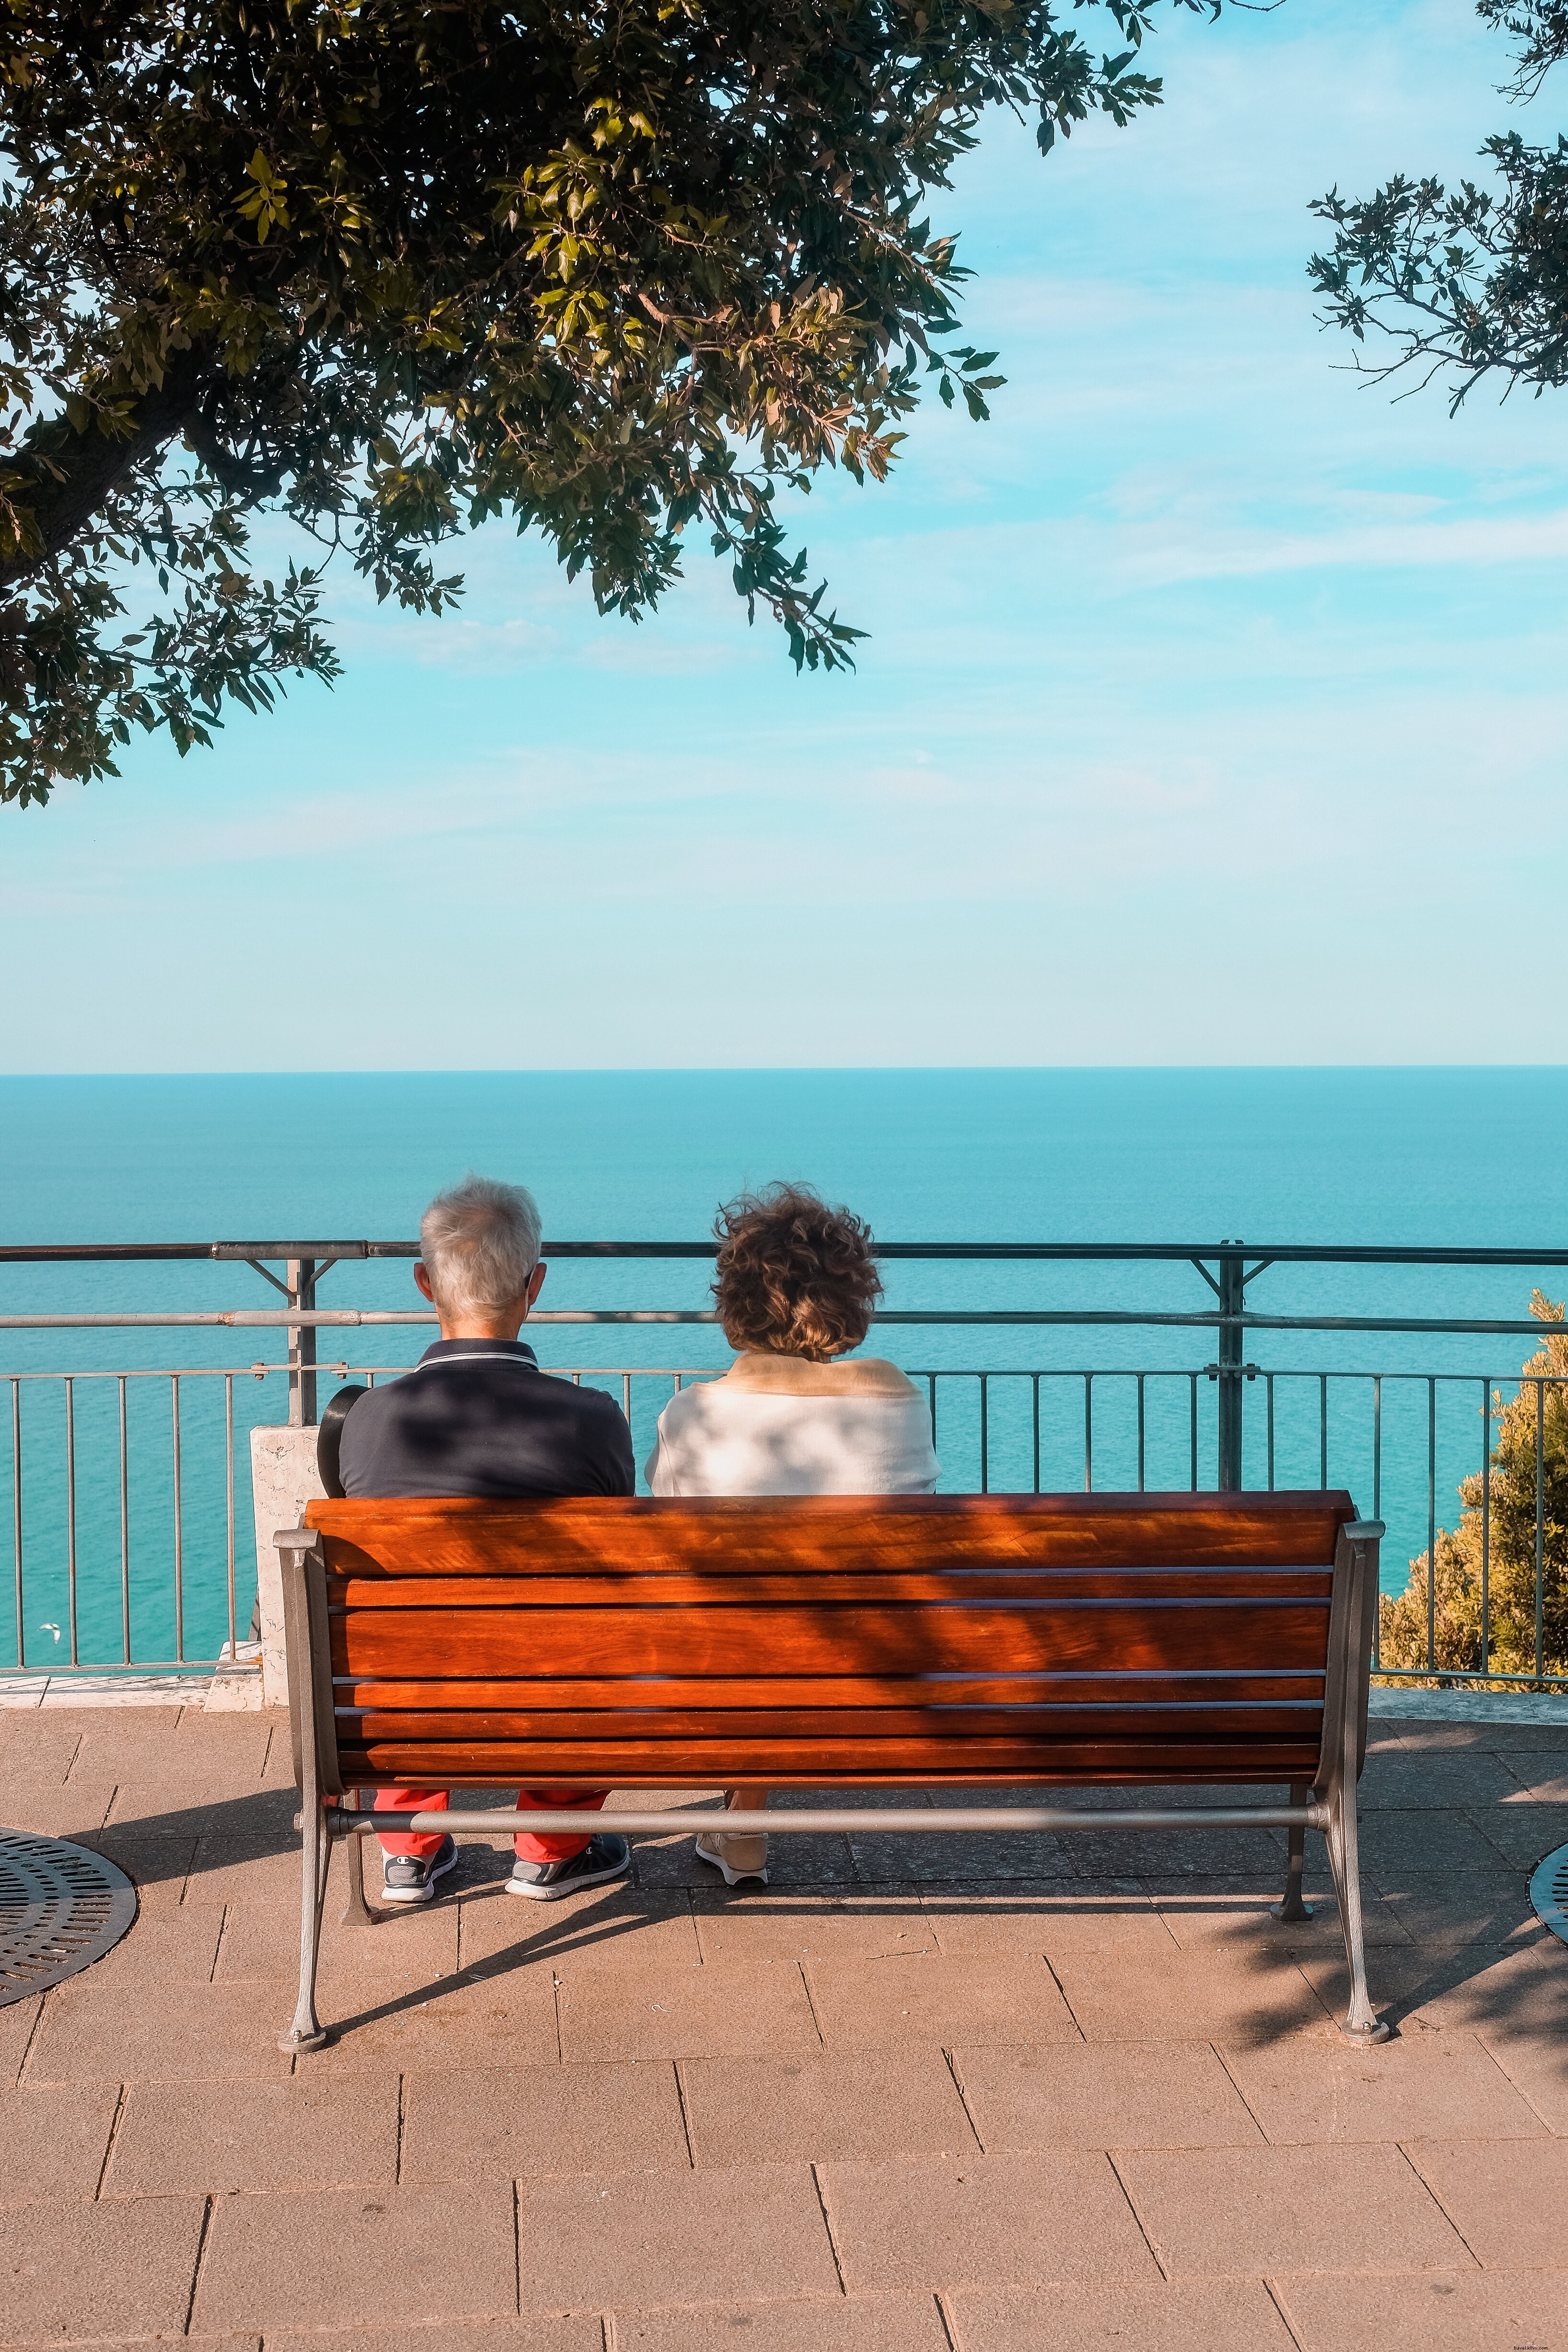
[803,1951,1078,2049]
[1459,1802,1568,1871]
[196,2186,517,2331]
[0,2084,119,2204]
[849,1829,1076,1882]
[1061,1827,1287,1878]
[1406,2136,1568,2267]
[181,1834,303,1907]
[691,1892,932,1966]
[105,2073,400,2195]
[919,1882,1172,1959]
[951,2041,1265,2152]
[0,2193,208,2345]
[457,1888,701,1975]
[1428,1720,1568,1750]
[400,2059,688,2182]
[0,1717,84,1773]
[1496,1753,1568,1802]
[1376,1873,1547,1948]
[1479,2030,1568,2131]
[1274,2267,1568,2351]
[104,1783,292,1843]
[1049,1943,1328,2045]
[1149,1878,1413,1952]
[1358,1753,1530,1809]
[945,2278,1298,2351]
[615,2297,951,2349]
[1298,1942,1568,2042]
[555,1958,820,2064]
[60,1709,186,1763]
[75,1900,225,1989]
[515,2163,840,2307]
[306,1960,560,2072]
[24,1978,294,2082]
[279,1902,462,2001]
[819,2148,1160,2293]
[2,1778,119,1838]
[1356,1810,1524,1879]
[1114,2144,1474,2275]
[0,1996,42,2089]
[73,1827,200,1909]
[1219,2030,1549,2144]
[263,2326,598,2352]
[678,2048,970,2166]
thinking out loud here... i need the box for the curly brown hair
[712,1183,882,1362]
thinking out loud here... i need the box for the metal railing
[4,1235,1567,1690]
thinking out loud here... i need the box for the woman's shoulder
[719,1352,919,1401]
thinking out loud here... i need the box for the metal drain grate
[1529,1843,1568,1948]
[0,1832,136,2005]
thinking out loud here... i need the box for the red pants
[373,1786,609,1864]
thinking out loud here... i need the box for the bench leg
[279,1795,332,2054]
[1324,1772,1389,2045]
[340,1792,379,1928]
[1271,1782,1314,1923]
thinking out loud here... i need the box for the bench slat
[324,1568,1336,1606]
[336,1739,1326,1783]
[333,1673,1326,1709]
[307,1491,1353,1576]
[344,1705,1323,1739]
[331,1601,1332,1678]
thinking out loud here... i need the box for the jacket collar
[418,1337,539,1367]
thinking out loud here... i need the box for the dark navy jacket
[338,1337,635,1500]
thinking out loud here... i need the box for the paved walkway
[2,1705,1568,2350]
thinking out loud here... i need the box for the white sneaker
[695,1831,770,1886]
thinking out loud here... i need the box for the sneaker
[695,1830,770,1886]
[380,1833,458,1905]
[506,1833,632,1900]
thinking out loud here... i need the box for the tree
[1309,4,1568,411]
[1378,1291,1568,1687]
[0,0,1216,806]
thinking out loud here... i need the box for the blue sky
[4,0,1566,1072]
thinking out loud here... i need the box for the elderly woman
[645,1183,940,1886]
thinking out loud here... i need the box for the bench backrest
[290,1490,1373,1797]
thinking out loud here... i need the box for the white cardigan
[644,1351,940,1496]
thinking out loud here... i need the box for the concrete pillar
[249,1425,325,1708]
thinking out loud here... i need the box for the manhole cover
[0,1832,137,2005]
[1529,1842,1568,1948]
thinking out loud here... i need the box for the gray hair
[419,1175,543,1316]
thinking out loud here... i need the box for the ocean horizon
[3,1066,1566,1668]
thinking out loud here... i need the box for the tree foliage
[0,0,1215,805]
[1378,1292,1568,1687]
[1309,2,1568,412]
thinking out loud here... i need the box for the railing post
[1217,1241,1244,1491]
[287,1259,318,1427]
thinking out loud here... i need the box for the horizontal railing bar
[10,1239,1568,1267]
[4,1364,1567,1387]
[5,1310,1568,1335]
[327,1804,1333,1836]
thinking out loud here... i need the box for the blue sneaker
[380,1833,458,1905]
[506,1834,631,1899]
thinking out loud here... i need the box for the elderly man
[339,1174,636,1904]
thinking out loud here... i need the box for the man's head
[414,1174,547,1340]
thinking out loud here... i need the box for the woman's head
[712,1183,882,1362]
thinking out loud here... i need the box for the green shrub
[1377,1291,1568,1687]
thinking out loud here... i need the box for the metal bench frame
[276,1509,1388,2054]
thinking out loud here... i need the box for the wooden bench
[276,1489,1388,2050]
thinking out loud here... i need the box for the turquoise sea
[2,1067,1567,1670]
